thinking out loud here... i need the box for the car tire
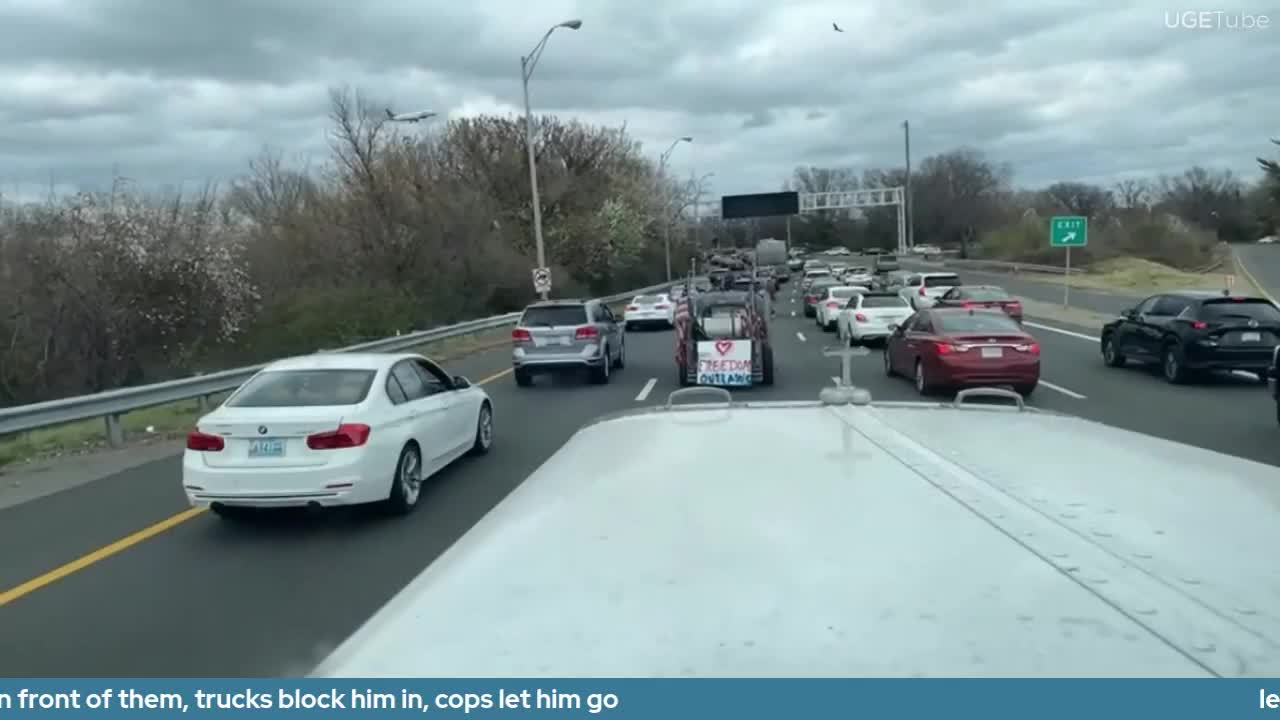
[883,347,895,377]
[385,443,424,516]
[1015,383,1037,397]
[1101,334,1126,367]
[760,346,775,386]
[824,320,836,333]
[590,347,611,384]
[625,322,634,331]
[1162,343,1189,384]
[467,401,493,457]
[613,338,626,369]
[514,367,533,387]
[914,359,935,396]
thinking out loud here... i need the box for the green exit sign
[1050,216,1088,247]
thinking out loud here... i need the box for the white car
[183,352,494,519]
[624,293,675,329]
[837,291,914,345]
[842,266,874,286]
[800,269,832,292]
[899,272,962,310]
[814,285,867,331]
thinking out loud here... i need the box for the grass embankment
[1029,257,1239,294]
[0,326,517,470]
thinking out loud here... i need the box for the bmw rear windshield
[228,369,376,407]
[861,294,910,308]
[520,305,588,326]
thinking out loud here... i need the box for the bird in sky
[833,22,844,32]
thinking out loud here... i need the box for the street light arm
[522,27,557,80]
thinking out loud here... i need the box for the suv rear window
[924,275,961,288]
[520,305,587,326]
[228,369,376,408]
[1199,299,1280,323]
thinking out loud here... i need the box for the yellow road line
[0,364,514,608]
[0,507,207,607]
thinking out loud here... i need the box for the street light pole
[657,136,692,283]
[521,19,582,300]
[903,120,914,251]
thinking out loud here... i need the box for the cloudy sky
[0,0,1277,202]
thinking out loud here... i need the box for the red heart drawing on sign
[714,339,733,355]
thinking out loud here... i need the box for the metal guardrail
[907,256,1085,276]
[0,282,673,446]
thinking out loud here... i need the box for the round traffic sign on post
[532,266,552,294]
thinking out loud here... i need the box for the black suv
[1100,291,1280,383]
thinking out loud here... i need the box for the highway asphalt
[1,272,1277,677]
[1236,242,1280,301]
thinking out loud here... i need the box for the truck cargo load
[755,238,787,267]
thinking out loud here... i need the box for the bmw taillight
[186,430,224,452]
[512,327,532,343]
[307,423,371,450]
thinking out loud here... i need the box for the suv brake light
[186,430,224,452]
[512,327,532,342]
[960,300,974,308]
[654,304,670,310]
[826,301,840,309]
[626,305,639,311]
[575,326,599,339]
[307,423,371,450]
[854,313,868,322]
[919,286,927,296]
[1190,320,1207,330]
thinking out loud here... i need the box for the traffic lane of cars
[0,324,813,677]
[781,281,1279,466]
[0,346,518,597]
[1027,324,1280,467]
[898,261,1140,316]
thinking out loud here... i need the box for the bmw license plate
[1241,332,1261,342]
[981,347,1003,359]
[249,438,285,458]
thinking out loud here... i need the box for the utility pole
[903,120,914,250]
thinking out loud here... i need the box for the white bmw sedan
[182,352,494,519]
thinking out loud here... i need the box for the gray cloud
[0,0,1276,200]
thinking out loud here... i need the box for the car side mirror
[1121,308,1136,319]
[452,375,471,389]
[887,323,899,333]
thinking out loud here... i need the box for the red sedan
[884,308,1040,396]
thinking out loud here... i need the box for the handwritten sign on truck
[697,339,753,386]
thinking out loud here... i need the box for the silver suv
[511,300,625,386]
